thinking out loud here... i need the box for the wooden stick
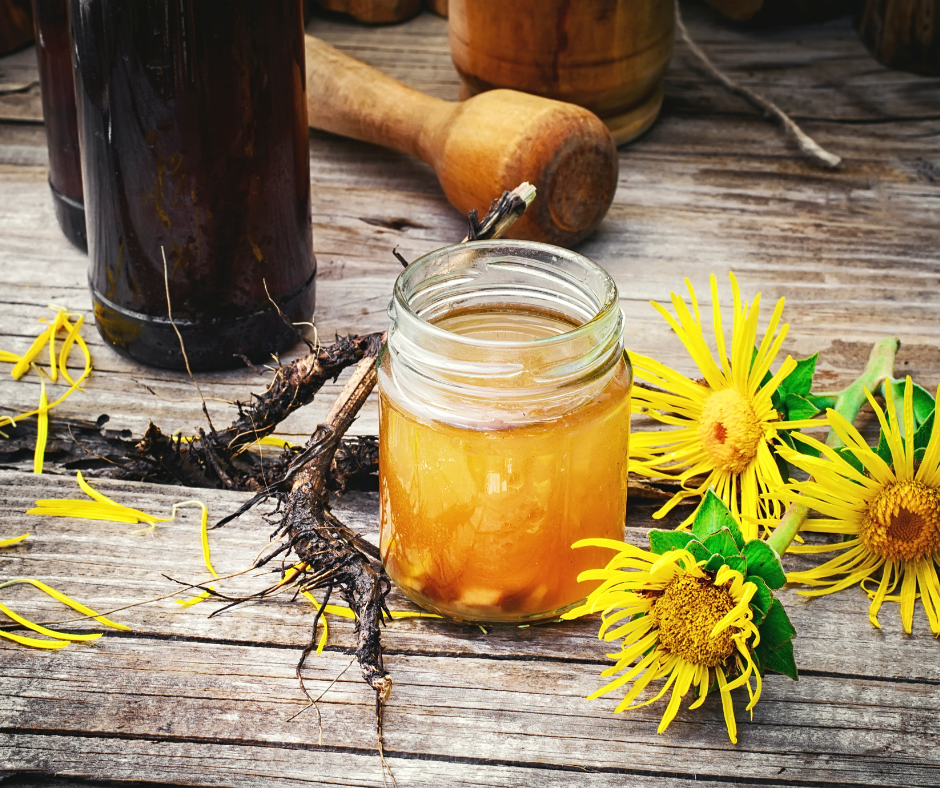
[674,0,841,169]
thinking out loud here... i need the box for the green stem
[825,337,900,449]
[766,336,900,556]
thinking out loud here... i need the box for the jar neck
[381,240,626,427]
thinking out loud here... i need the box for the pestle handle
[303,34,619,246]
[304,35,447,164]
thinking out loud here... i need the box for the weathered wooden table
[2,6,939,787]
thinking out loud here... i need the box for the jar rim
[392,239,619,348]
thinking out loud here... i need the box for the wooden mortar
[448,0,674,146]
[314,0,422,24]
[0,0,33,56]
[857,0,939,76]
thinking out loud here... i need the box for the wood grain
[1,469,940,787]
[1,5,939,786]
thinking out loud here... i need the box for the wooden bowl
[448,0,674,145]
[0,0,33,56]
[857,0,939,76]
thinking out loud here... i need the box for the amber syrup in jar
[378,241,631,624]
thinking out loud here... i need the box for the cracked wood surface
[1,3,939,786]
[1,471,939,788]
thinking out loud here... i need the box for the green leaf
[692,490,745,550]
[763,640,799,681]
[876,429,893,465]
[835,446,865,476]
[758,598,797,650]
[806,393,836,411]
[703,528,744,561]
[704,553,746,576]
[793,437,820,459]
[745,574,773,626]
[913,409,935,456]
[703,553,726,574]
[742,540,787,590]
[648,529,696,556]
[885,378,936,437]
[780,353,818,399]
[783,392,821,421]
[685,539,712,564]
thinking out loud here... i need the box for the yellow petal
[11,326,51,380]
[0,578,129,630]
[33,373,49,474]
[0,601,103,642]
[0,629,70,649]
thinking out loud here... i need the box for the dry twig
[675,0,841,169]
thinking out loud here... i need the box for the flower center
[862,480,940,562]
[698,388,764,475]
[650,574,737,667]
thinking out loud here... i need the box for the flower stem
[825,336,900,449]
[767,336,900,555]
[767,502,808,556]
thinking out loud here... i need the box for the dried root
[115,333,380,491]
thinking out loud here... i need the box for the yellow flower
[563,540,762,744]
[777,377,940,635]
[631,273,824,539]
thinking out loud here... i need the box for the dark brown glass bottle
[32,0,86,251]
[69,0,316,370]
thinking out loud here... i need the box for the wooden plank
[0,734,807,788]
[1,133,938,439]
[0,8,938,785]
[2,468,939,679]
[2,630,939,786]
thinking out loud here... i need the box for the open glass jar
[378,240,632,624]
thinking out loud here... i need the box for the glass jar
[378,240,632,624]
[32,0,86,251]
[69,0,315,370]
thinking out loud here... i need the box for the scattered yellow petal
[175,589,213,608]
[33,371,49,474]
[301,591,330,654]
[255,436,295,449]
[385,610,443,620]
[0,601,102,642]
[0,578,129,631]
[0,350,20,363]
[58,315,85,386]
[45,313,62,384]
[0,629,70,649]
[3,310,93,428]
[168,500,216,578]
[11,325,51,380]
[30,472,173,525]
[0,534,29,547]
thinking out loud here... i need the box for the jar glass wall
[378,240,632,624]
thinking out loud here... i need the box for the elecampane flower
[778,377,940,634]
[631,273,824,539]
[564,541,762,744]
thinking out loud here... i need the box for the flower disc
[651,574,736,667]
[862,480,940,562]
[698,388,764,475]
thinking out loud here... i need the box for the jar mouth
[393,240,620,350]
[383,240,626,426]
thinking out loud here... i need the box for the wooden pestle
[305,35,619,247]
